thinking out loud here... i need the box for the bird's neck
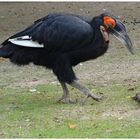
[69,18,109,66]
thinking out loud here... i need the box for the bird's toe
[57,97,77,104]
[89,93,104,102]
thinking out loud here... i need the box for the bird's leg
[69,80,102,104]
[58,82,76,104]
[58,82,69,101]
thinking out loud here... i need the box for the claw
[90,95,103,101]
[89,93,103,101]
[81,94,103,105]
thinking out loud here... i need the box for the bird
[0,12,133,104]
[133,93,140,102]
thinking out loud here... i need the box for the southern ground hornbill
[0,12,133,104]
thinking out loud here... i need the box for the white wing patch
[8,35,44,48]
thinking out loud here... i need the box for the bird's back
[0,13,98,66]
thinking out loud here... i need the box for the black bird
[133,93,140,102]
[0,12,133,103]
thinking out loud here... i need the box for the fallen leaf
[68,124,77,129]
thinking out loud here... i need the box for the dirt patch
[101,107,140,120]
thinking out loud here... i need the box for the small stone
[29,89,37,92]
[25,119,30,122]
[102,8,106,11]
[86,11,90,14]
[118,116,123,120]
[118,15,123,19]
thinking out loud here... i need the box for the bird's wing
[1,19,43,46]
[8,36,44,48]
[2,13,94,52]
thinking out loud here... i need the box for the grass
[0,83,140,138]
[0,46,139,138]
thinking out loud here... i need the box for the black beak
[109,20,133,54]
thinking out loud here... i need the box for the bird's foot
[81,93,103,105]
[57,96,77,104]
[89,93,103,101]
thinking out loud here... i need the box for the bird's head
[98,12,133,54]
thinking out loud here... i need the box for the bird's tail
[0,43,14,58]
[0,42,44,65]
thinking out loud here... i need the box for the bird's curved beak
[109,20,133,54]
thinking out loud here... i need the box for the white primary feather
[8,36,44,48]
[18,35,31,40]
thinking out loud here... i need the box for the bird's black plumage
[0,13,108,84]
[0,12,133,104]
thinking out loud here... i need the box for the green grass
[0,83,140,138]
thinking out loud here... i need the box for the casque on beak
[104,14,133,54]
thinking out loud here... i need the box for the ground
[0,2,140,138]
